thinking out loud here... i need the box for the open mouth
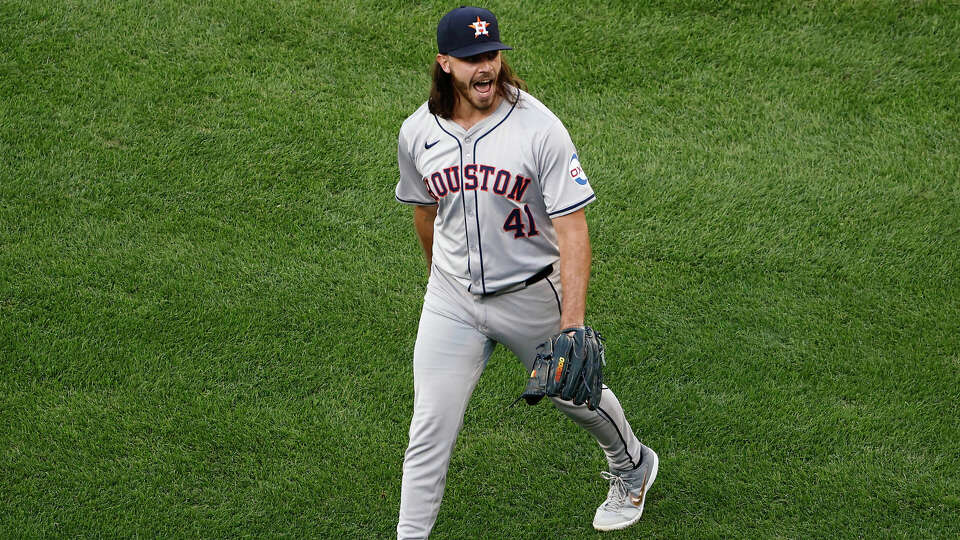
[473,78,493,95]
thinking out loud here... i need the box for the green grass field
[2,0,958,537]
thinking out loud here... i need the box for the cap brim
[447,41,512,58]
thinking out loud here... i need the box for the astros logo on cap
[468,16,490,38]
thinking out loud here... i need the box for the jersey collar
[436,87,517,139]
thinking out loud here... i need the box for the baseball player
[395,7,658,538]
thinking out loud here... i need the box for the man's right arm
[413,205,438,274]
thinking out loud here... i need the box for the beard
[451,69,499,112]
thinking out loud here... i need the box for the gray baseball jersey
[395,86,596,295]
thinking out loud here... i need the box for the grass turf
[1,0,958,537]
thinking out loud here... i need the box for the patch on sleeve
[569,153,588,185]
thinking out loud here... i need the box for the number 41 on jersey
[503,204,539,238]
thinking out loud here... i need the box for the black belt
[482,264,553,297]
[524,264,554,287]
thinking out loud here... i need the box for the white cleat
[592,445,659,531]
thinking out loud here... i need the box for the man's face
[438,51,502,112]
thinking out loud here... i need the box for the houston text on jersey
[421,164,532,202]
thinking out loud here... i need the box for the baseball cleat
[592,444,659,531]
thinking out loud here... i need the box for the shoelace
[599,471,629,511]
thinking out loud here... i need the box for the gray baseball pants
[397,265,644,540]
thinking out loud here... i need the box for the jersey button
[464,137,471,143]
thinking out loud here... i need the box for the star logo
[468,17,490,38]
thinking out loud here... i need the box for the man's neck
[451,92,503,131]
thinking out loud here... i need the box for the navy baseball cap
[437,6,512,58]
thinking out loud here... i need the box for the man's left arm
[553,209,591,329]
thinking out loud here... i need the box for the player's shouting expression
[436,50,502,113]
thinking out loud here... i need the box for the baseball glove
[520,326,605,410]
